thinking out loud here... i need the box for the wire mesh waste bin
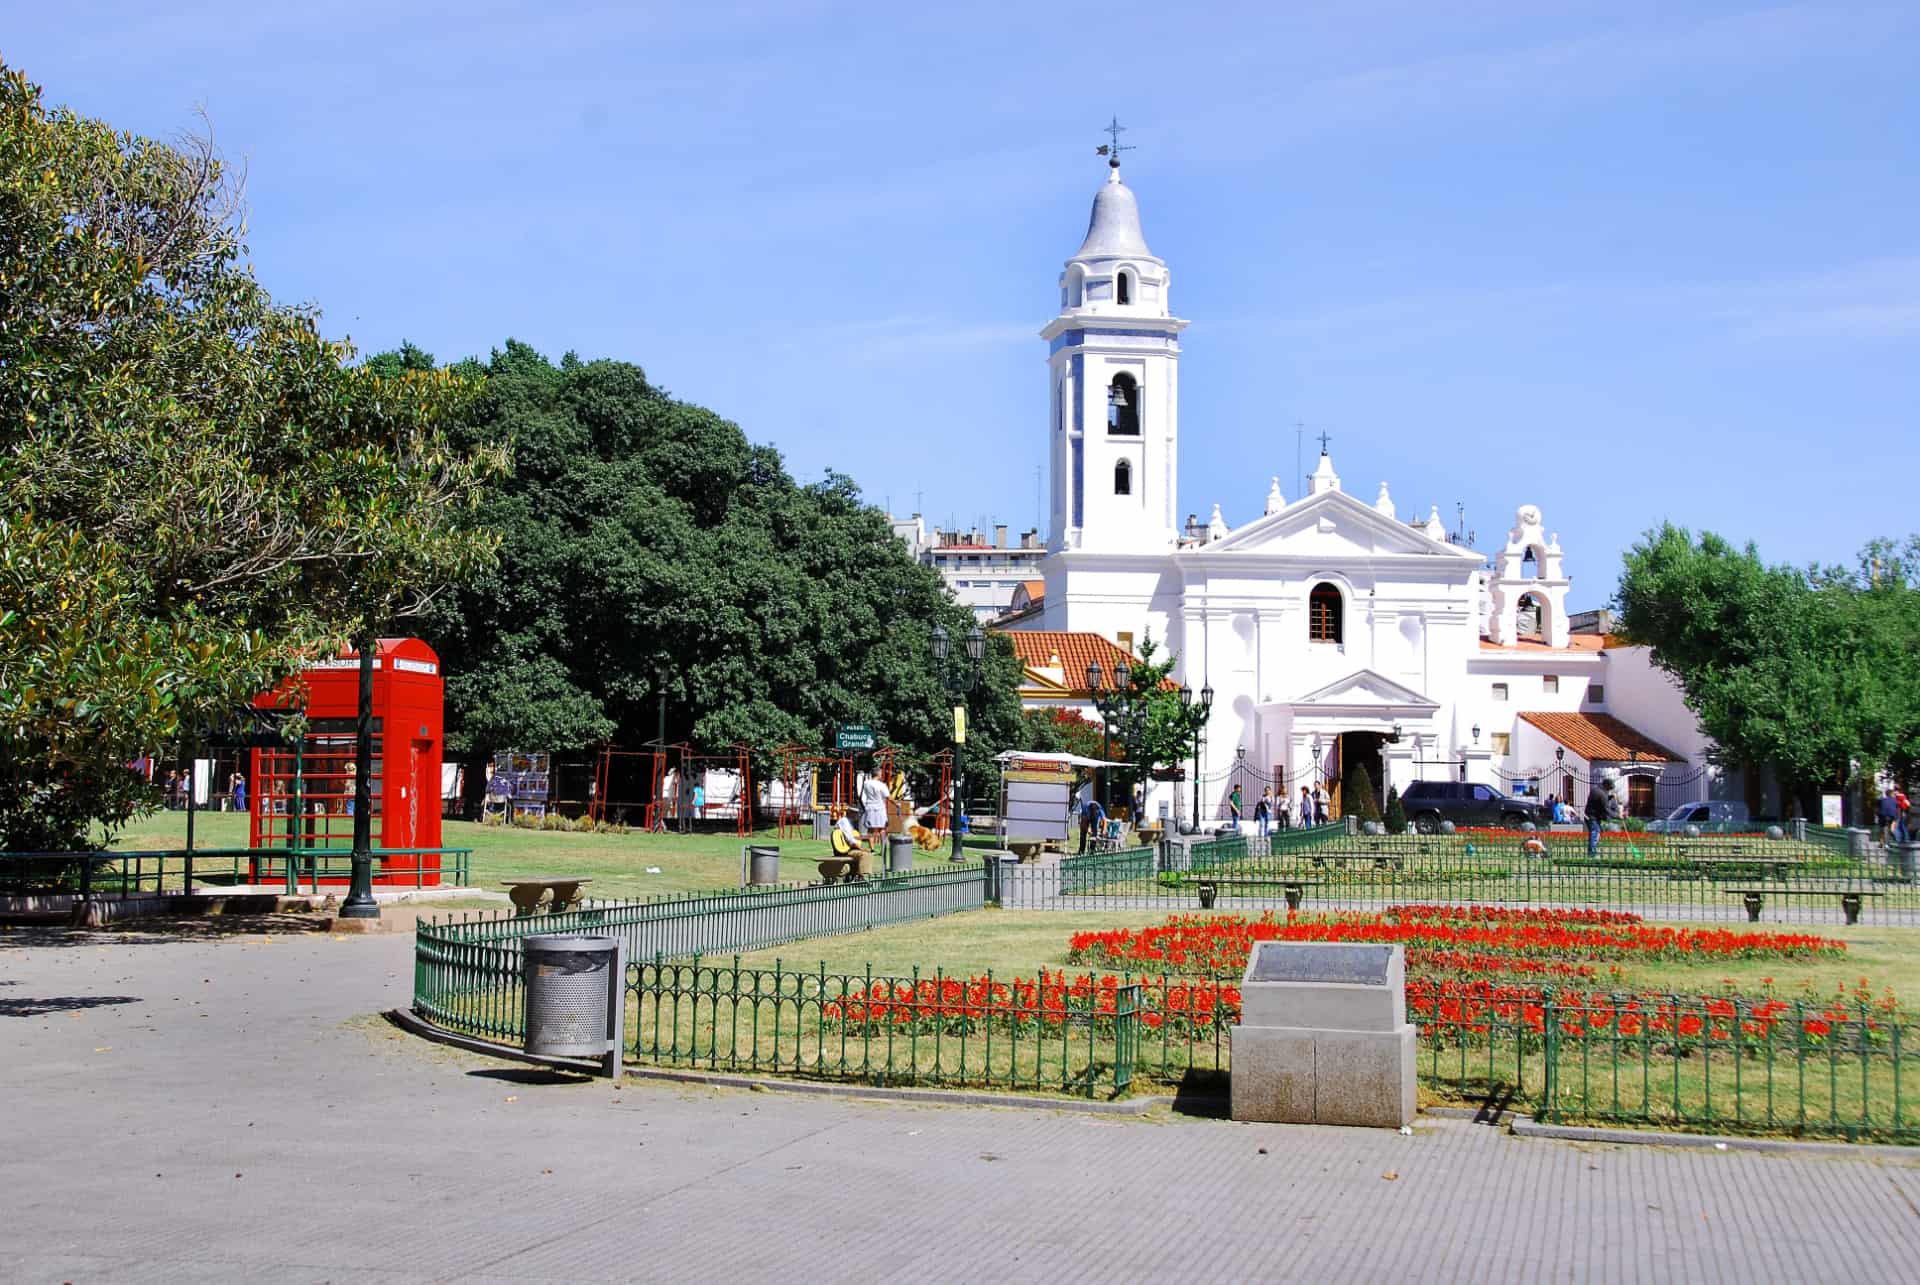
[522,934,624,1076]
[747,845,780,885]
[887,834,915,874]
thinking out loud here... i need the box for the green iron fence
[628,956,1138,1097]
[413,863,989,1047]
[0,847,472,899]
[1001,830,1918,924]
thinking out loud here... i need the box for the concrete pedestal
[1229,941,1417,1130]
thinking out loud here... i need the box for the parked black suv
[1400,781,1548,833]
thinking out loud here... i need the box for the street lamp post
[930,622,986,862]
[1086,658,1141,814]
[338,625,380,920]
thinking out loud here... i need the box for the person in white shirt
[858,770,891,845]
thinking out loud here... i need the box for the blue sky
[12,2,1918,605]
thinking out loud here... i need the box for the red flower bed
[1065,908,1845,979]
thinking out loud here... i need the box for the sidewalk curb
[1507,1116,1920,1158]
[384,1009,1173,1115]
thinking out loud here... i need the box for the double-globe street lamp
[930,621,987,863]
[1085,659,1212,828]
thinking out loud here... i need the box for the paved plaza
[3,919,1917,1283]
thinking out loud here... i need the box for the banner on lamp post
[952,705,967,745]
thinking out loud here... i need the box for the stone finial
[1207,503,1229,542]
[1424,505,1447,541]
[1374,482,1396,518]
[1309,450,1341,495]
[1264,476,1287,515]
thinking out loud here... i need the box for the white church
[998,152,1713,824]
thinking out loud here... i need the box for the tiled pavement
[3,922,1916,1282]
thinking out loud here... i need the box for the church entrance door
[1333,731,1386,821]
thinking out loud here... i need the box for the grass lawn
[106,810,962,899]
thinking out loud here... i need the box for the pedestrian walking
[230,771,247,814]
[1227,783,1243,831]
[1585,781,1609,857]
[858,770,890,847]
[1300,785,1314,828]
[1313,783,1329,827]
[1074,777,1095,853]
[1254,787,1273,837]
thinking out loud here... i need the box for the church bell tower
[1041,123,1187,554]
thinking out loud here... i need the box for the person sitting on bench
[830,812,873,877]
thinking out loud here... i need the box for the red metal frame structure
[588,747,665,828]
[674,744,753,835]
[247,638,445,886]
[927,749,955,835]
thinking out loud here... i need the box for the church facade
[1002,158,1710,824]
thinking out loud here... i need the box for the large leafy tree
[0,64,500,848]
[414,342,1024,787]
[1614,523,1918,817]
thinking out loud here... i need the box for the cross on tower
[1316,430,1332,454]
[1095,115,1135,168]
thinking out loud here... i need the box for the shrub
[1348,765,1382,823]
[1384,786,1408,835]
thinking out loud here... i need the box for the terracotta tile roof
[997,630,1176,694]
[1518,712,1683,763]
[1478,634,1608,653]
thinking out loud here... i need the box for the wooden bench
[1308,852,1403,871]
[1688,854,1812,883]
[501,878,592,916]
[1726,887,1884,925]
[1194,877,1323,911]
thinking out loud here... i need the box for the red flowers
[1066,906,1845,980]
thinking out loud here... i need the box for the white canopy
[993,750,1129,769]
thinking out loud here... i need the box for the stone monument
[1229,940,1416,1128]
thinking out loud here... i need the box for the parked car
[1400,781,1550,833]
[1646,800,1752,834]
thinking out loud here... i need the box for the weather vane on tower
[1094,115,1134,169]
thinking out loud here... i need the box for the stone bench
[501,878,591,916]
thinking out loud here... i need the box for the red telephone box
[249,638,446,886]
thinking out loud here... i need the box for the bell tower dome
[1041,125,1188,555]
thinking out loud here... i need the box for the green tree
[1384,785,1407,834]
[415,342,1024,789]
[0,64,500,848]
[1348,764,1382,823]
[1614,523,1904,818]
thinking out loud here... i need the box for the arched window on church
[1067,265,1086,309]
[1116,270,1133,305]
[1309,583,1343,644]
[1114,459,1132,496]
[1108,373,1139,435]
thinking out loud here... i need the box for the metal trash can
[986,852,1019,902]
[812,812,833,840]
[522,935,623,1070]
[747,844,780,886]
[1894,842,1919,882]
[887,834,915,874]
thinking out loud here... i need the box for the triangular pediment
[1293,669,1440,711]
[1203,489,1481,560]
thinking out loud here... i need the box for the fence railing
[999,831,1918,924]
[413,863,989,1049]
[0,847,472,898]
[627,957,1138,1097]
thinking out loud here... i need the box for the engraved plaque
[1246,942,1393,986]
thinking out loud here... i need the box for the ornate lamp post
[930,622,987,862]
[1087,657,1150,812]
[1175,680,1213,829]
